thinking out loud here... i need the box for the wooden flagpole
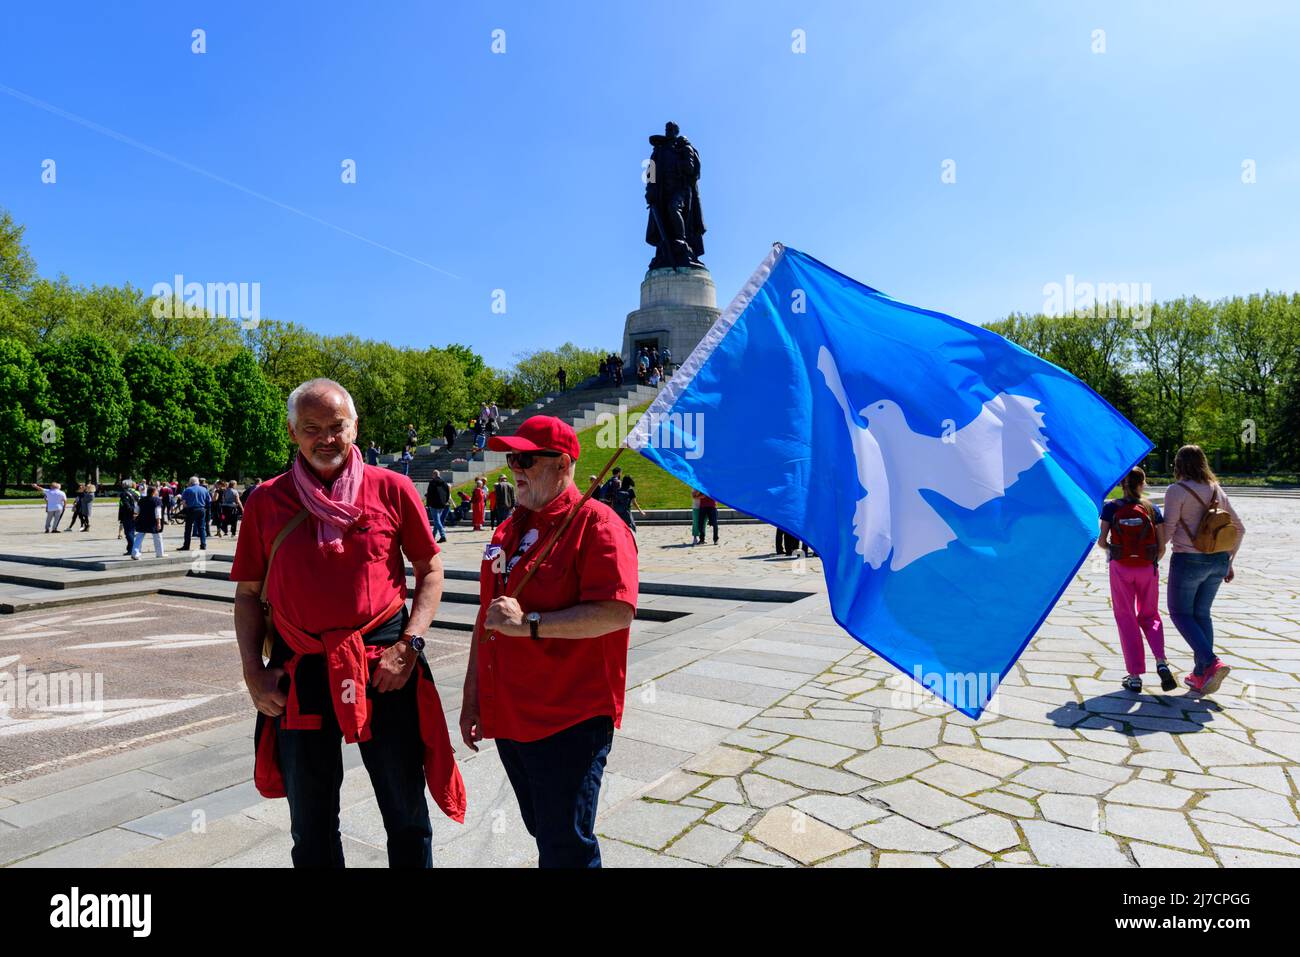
[504,443,626,598]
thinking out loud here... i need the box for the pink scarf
[291,445,365,554]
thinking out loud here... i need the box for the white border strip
[625,242,787,451]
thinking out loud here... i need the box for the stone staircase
[383,381,663,494]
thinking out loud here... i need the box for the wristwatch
[399,633,426,654]
[527,611,541,640]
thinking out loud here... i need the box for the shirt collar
[519,482,580,526]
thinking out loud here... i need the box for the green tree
[506,342,606,406]
[0,208,37,296]
[1212,291,1300,470]
[1275,356,1300,470]
[119,343,227,478]
[35,333,130,484]
[1130,297,1214,465]
[181,356,232,478]
[0,339,51,493]
[217,349,292,476]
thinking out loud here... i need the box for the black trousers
[274,611,433,868]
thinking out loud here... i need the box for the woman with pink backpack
[1161,445,1246,695]
[1099,466,1175,693]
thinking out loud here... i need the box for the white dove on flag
[817,346,1050,571]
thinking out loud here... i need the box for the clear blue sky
[3,1,1297,369]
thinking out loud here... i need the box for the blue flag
[628,245,1151,718]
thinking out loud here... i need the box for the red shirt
[477,483,638,743]
[230,465,439,634]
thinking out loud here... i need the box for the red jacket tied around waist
[253,593,466,823]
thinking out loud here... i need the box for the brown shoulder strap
[1178,481,1209,509]
[260,508,309,603]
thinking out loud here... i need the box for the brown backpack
[1177,483,1238,554]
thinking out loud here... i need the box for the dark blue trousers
[496,715,614,868]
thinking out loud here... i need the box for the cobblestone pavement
[600,498,1300,868]
[0,498,1295,867]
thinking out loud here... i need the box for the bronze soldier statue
[645,122,706,269]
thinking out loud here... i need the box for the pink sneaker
[1184,671,1206,694]
[1199,659,1231,696]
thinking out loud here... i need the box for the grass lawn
[452,400,701,509]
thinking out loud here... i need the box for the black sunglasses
[505,450,561,470]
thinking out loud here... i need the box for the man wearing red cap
[460,414,638,868]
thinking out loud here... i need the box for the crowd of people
[597,347,672,388]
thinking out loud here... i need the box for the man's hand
[459,687,483,752]
[1225,564,1236,583]
[371,640,418,692]
[245,663,288,717]
[485,596,527,636]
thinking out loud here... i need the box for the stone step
[0,559,194,591]
[0,579,181,614]
[635,508,760,526]
[175,572,704,624]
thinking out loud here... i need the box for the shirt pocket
[523,555,577,611]
[352,509,398,562]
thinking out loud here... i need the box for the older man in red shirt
[231,377,464,868]
[460,416,638,868]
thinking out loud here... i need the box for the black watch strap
[528,613,540,640]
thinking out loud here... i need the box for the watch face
[527,612,541,623]
[408,635,425,652]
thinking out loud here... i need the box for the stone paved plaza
[0,496,1297,867]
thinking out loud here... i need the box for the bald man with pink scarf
[230,378,464,867]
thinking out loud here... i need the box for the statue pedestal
[622,267,721,369]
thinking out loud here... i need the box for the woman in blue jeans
[1162,445,1246,695]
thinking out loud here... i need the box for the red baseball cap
[488,415,581,462]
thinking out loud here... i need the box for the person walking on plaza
[1098,467,1174,693]
[471,476,486,531]
[30,481,67,533]
[1162,445,1246,696]
[599,467,622,504]
[697,491,719,545]
[62,483,84,531]
[472,417,487,458]
[201,479,217,538]
[460,415,638,868]
[130,485,166,560]
[774,527,803,556]
[400,447,413,476]
[556,366,567,391]
[75,483,95,531]
[117,480,139,548]
[491,473,515,528]
[178,476,211,552]
[425,472,450,543]
[212,481,228,537]
[610,474,647,533]
[221,480,245,538]
[366,441,381,466]
[230,377,464,867]
[443,420,456,451]
[691,489,703,544]
[158,481,173,523]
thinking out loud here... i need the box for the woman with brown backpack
[1162,445,1246,695]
